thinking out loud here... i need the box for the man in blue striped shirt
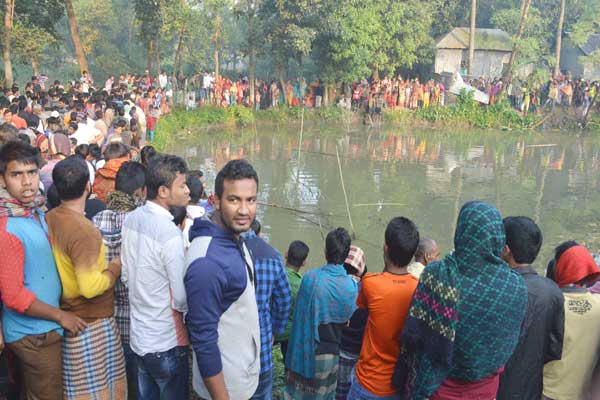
[244,219,291,400]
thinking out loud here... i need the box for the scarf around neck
[393,201,527,399]
[106,190,140,212]
[0,187,46,218]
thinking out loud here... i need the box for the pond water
[171,123,600,274]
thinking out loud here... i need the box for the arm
[545,290,565,363]
[185,258,228,399]
[71,229,119,299]
[270,257,292,337]
[163,235,187,312]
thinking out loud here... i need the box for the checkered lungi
[285,354,339,400]
[335,352,359,400]
[62,317,127,400]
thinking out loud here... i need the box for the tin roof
[580,34,600,55]
[436,28,513,52]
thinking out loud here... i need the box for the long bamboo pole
[336,145,355,235]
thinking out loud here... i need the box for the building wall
[560,44,585,77]
[435,49,511,78]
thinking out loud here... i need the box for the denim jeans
[136,346,189,400]
[250,368,273,400]
[122,343,138,399]
[347,370,401,400]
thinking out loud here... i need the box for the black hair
[287,240,309,268]
[115,161,146,195]
[68,121,78,131]
[140,145,157,166]
[503,216,543,264]
[115,119,127,129]
[103,142,129,161]
[186,170,204,203]
[88,143,102,161]
[170,206,187,227]
[214,159,258,198]
[74,144,90,159]
[17,133,31,145]
[251,219,261,235]
[0,140,41,175]
[384,216,420,267]
[52,156,90,201]
[0,123,18,147]
[145,154,188,200]
[547,240,579,281]
[325,227,351,265]
[45,184,61,210]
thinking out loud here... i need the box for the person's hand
[58,311,87,335]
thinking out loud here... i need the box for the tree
[12,19,57,75]
[135,0,163,74]
[468,0,476,76]
[502,0,532,80]
[3,0,13,86]
[64,0,88,74]
[554,0,565,77]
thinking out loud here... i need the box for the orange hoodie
[92,157,129,203]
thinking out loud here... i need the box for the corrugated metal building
[435,28,512,78]
[560,34,600,80]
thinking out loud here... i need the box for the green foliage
[12,19,57,65]
[229,105,256,126]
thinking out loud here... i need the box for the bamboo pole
[353,203,406,207]
[336,145,355,235]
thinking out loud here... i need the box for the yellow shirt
[543,289,600,400]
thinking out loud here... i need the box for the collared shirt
[93,208,131,344]
[243,230,291,373]
[121,201,188,356]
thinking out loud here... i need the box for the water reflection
[173,125,600,273]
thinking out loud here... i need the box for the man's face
[0,161,40,204]
[214,178,257,235]
[164,172,190,207]
[3,112,12,123]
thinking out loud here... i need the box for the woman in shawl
[393,201,527,400]
[285,228,359,400]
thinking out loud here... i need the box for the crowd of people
[0,69,599,400]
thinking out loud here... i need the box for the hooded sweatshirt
[93,157,129,203]
[185,217,260,399]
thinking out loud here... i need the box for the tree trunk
[147,39,153,73]
[3,0,14,87]
[554,0,566,78]
[155,33,161,76]
[323,83,329,106]
[64,0,89,74]
[32,60,40,76]
[213,14,221,77]
[468,0,476,77]
[503,0,532,81]
[174,30,185,77]
[248,8,255,106]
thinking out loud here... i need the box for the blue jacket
[185,217,260,399]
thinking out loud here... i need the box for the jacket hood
[189,215,237,243]
[97,157,128,179]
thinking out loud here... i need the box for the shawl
[393,201,527,399]
[106,191,139,212]
[0,187,46,218]
[555,245,600,287]
[285,263,358,379]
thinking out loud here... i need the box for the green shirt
[276,267,302,341]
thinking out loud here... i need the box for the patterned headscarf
[345,245,366,276]
[0,187,46,218]
[393,201,527,399]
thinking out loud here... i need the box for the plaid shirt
[243,231,291,373]
[92,209,130,344]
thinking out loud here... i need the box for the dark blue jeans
[251,369,273,400]
[122,343,138,399]
[136,346,189,400]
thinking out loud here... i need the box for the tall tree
[503,0,532,80]
[135,0,162,75]
[3,0,13,86]
[554,0,566,77]
[468,0,476,76]
[64,0,88,74]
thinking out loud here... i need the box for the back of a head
[325,227,351,265]
[385,216,420,267]
[115,161,146,195]
[0,123,18,148]
[74,144,90,159]
[140,145,157,166]
[415,236,437,261]
[503,216,543,264]
[52,156,90,201]
[287,240,310,268]
[250,219,261,235]
[186,170,204,203]
[88,143,102,160]
[103,142,129,161]
[146,154,188,200]
[214,159,259,198]
[170,206,187,227]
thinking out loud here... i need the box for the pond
[171,123,600,274]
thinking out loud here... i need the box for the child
[275,240,310,363]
